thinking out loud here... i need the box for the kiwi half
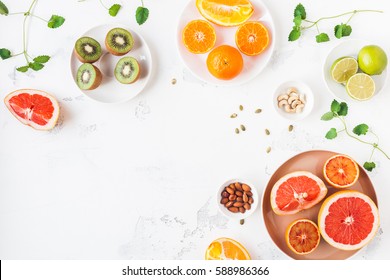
[74,37,102,63]
[77,63,102,90]
[114,57,140,84]
[105,28,134,56]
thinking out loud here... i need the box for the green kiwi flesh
[77,63,102,90]
[105,28,134,56]
[114,57,140,84]
[75,37,102,63]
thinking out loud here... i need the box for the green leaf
[293,15,302,27]
[325,128,338,139]
[288,26,301,41]
[29,62,44,71]
[0,1,9,15]
[321,112,334,121]
[47,15,65,28]
[331,99,341,113]
[353,124,369,136]
[294,3,306,20]
[0,48,11,59]
[108,4,121,17]
[136,6,149,25]
[33,55,50,63]
[363,162,376,172]
[16,65,29,73]
[338,102,348,116]
[316,33,330,43]
[334,24,352,39]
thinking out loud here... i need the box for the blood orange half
[323,154,359,188]
[4,89,60,130]
[270,171,328,215]
[285,219,320,255]
[318,190,379,251]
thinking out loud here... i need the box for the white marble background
[0,0,389,259]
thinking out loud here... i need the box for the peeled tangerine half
[270,171,328,215]
[4,89,60,130]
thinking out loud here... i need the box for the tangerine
[206,45,243,80]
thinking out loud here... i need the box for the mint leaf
[321,112,334,121]
[316,33,330,43]
[342,24,352,36]
[325,128,337,139]
[293,15,302,27]
[288,26,301,41]
[353,124,369,136]
[338,102,348,116]
[0,48,11,59]
[331,99,341,113]
[47,15,65,28]
[334,24,343,39]
[294,3,306,20]
[29,62,44,71]
[16,65,29,72]
[33,55,50,63]
[363,161,376,172]
[136,6,149,25]
[0,1,9,15]
[109,4,121,17]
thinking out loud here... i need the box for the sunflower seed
[171,78,177,85]
[240,219,245,225]
[265,129,270,135]
[266,146,271,153]
[235,128,240,134]
[255,109,262,114]
[239,105,244,111]
[230,113,237,118]
[288,125,294,132]
[240,125,246,131]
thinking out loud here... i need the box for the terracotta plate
[262,150,378,260]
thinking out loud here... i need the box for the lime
[330,56,358,83]
[346,73,375,101]
[358,45,388,75]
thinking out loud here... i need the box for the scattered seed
[171,78,177,85]
[265,129,270,135]
[235,128,240,134]
[240,219,245,225]
[239,105,244,111]
[288,125,294,132]
[255,108,262,114]
[230,113,238,118]
[240,125,246,131]
[266,146,272,153]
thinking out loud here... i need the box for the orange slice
[285,219,320,255]
[323,154,359,188]
[182,20,216,54]
[205,237,251,260]
[235,21,269,56]
[196,0,254,27]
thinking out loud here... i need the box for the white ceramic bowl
[217,179,259,219]
[273,80,314,121]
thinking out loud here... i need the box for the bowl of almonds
[217,179,259,219]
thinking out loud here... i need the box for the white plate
[273,80,314,121]
[70,24,153,104]
[176,0,275,86]
[323,39,388,102]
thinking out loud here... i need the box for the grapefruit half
[205,237,251,260]
[270,171,328,215]
[285,218,320,255]
[4,89,60,131]
[318,190,379,251]
[323,154,359,188]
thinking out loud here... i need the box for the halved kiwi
[114,57,140,84]
[105,28,134,56]
[74,37,102,63]
[77,63,102,90]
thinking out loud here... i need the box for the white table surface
[1,0,389,259]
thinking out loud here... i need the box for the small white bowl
[273,80,314,121]
[217,179,259,220]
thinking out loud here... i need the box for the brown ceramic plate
[262,150,378,260]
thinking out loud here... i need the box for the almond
[228,207,239,213]
[243,193,248,203]
[220,198,228,204]
[236,197,243,202]
[239,207,245,213]
[245,191,253,197]
[248,197,254,204]
[226,187,235,195]
[235,191,243,197]
[229,194,237,201]
[233,202,244,207]
[225,201,234,208]
[222,191,229,198]
[242,184,251,192]
[244,203,251,210]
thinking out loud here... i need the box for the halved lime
[331,56,358,83]
[346,73,375,101]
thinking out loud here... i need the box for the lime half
[331,57,358,83]
[346,73,375,101]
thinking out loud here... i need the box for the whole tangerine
[206,45,244,80]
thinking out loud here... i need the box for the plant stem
[98,0,108,10]
[369,147,375,161]
[22,15,29,63]
[27,0,38,14]
[30,14,48,23]
[8,12,25,16]
[302,10,383,30]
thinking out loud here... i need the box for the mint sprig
[0,0,64,72]
[289,3,383,43]
[321,100,389,172]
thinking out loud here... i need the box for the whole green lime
[358,45,388,75]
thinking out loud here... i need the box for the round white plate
[176,0,275,86]
[70,24,153,104]
[323,39,388,102]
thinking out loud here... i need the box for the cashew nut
[277,94,289,101]
[291,99,302,109]
[288,95,298,104]
[278,100,288,108]
[287,87,298,95]
[299,94,306,104]
[295,104,305,113]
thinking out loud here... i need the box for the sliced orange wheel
[285,219,320,255]
[235,21,269,56]
[205,237,251,260]
[182,19,216,54]
[323,154,359,188]
[196,0,254,27]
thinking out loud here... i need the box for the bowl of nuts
[273,80,314,121]
[217,179,259,219]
